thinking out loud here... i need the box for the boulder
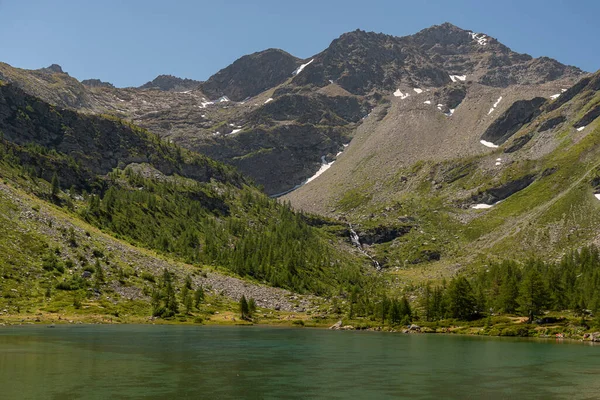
[329,320,343,330]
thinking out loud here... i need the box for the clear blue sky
[0,0,597,87]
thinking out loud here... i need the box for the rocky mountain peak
[201,48,300,101]
[81,79,115,89]
[39,64,66,74]
[139,74,202,91]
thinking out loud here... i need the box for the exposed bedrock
[480,97,546,145]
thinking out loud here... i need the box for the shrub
[141,271,155,282]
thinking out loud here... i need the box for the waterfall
[348,224,381,270]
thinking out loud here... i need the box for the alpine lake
[0,325,599,399]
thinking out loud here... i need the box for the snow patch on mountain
[394,89,409,99]
[449,75,466,82]
[292,59,314,76]
[488,96,503,114]
[472,203,493,209]
[264,98,273,104]
[413,88,423,94]
[480,140,498,148]
[469,32,488,46]
[306,156,335,184]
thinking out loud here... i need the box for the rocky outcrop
[574,103,600,128]
[504,133,534,153]
[353,225,413,245]
[82,79,115,89]
[546,73,600,112]
[193,123,349,195]
[139,75,202,91]
[471,175,536,204]
[538,116,566,132]
[292,29,450,94]
[432,84,467,109]
[251,93,366,126]
[0,83,243,189]
[481,97,546,145]
[201,49,300,101]
[38,64,66,74]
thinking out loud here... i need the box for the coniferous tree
[518,267,547,323]
[51,172,60,198]
[380,294,390,324]
[240,295,250,320]
[248,298,257,317]
[194,286,205,308]
[446,276,476,320]
[161,269,178,316]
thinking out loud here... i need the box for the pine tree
[240,295,250,320]
[248,297,257,315]
[162,269,178,316]
[518,268,547,323]
[399,295,412,320]
[51,172,60,198]
[380,294,390,325]
[194,286,205,308]
[183,290,193,314]
[446,276,476,320]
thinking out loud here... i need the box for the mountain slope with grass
[0,80,376,324]
[286,70,600,288]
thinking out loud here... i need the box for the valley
[0,22,599,339]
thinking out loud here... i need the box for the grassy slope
[0,168,339,326]
[285,73,600,290]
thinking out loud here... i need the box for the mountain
[82,79,115,88]
[0,23,583,196]
[0,77,374,322]
[201,49,301,101]
[289,24,582,94]
[286,69,600,284]
[139,75,202,91]
[1,22,599,329]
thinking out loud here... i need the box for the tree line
[422,246,600,322]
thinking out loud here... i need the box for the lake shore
[2,311,599,344]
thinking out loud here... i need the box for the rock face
[471,175,537,205]
[0,83,242,189]
[291,23,583,95]
[538,116,566,132]
[139,75,202,91]
[201,49,300,101]
[481,97,547,145]
[354,225,413,245]
[39,64,66,74]
[81,79,115,89]
[291,29,451,94]
[575,104,600,128]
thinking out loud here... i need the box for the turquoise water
[0,325,599,399]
